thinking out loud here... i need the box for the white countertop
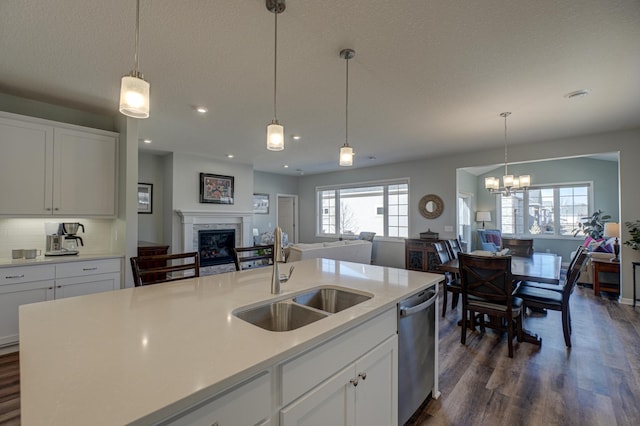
[0,252,123,268]
[19,258,441,425]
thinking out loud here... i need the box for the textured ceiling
[1,0,638,175]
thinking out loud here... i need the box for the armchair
[477,229,502,252]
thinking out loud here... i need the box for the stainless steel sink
[293,287,372,313]
[234,301,328,332]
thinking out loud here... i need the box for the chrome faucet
[270,226,294,294]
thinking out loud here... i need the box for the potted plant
[573,210,611,239]
[623,220,640,250]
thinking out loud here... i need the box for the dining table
[438,251,562,284]
[439,251,562,347]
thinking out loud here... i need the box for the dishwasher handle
[399,289,437,317]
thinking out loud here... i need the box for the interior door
[278,195,298,244]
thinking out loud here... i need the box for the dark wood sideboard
[137,241,170,285]
[405,238,443,273]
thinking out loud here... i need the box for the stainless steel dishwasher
[397,287,437,425]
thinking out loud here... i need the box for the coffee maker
[44,223,78,256]
[62,222,85,251]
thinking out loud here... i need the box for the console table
[405,238,442,273]
[592,257,620,296]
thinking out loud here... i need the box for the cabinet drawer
[0,265,55,286]
[161,370,271,426]
[55,259,121,278]
[281,307,396,406]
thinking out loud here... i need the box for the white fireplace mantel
[176,210,253,255]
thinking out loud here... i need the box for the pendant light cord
[273,1,279,121]
[501,112,510,175]
[134,0,140,74]
[345,55,349,146]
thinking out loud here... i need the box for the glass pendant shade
[119,73,150,119]
[519,175,531,188]
[503,174,514,188]
[267,121,284,151]
[339,144,353,166]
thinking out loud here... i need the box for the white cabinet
[160,370,272,426]
[280,336,397,426]
[0,265,55,347]
[0,112,118,217]
[0,259,121,348]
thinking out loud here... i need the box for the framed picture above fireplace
[200,173,234,204]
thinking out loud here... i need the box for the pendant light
[485,112,531,196]
[119,0,150,119]
[266,0,285,151]
[339,48,355,166]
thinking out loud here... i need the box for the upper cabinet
[0,113,118,217]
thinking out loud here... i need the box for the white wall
[252,171,299,235]
[297,128,640,303]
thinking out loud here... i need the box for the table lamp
[604,222,620,262]
[476,211,491,229]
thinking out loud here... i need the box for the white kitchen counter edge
[0,252,123,267]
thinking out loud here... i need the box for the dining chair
[130,251,200,287]
[434,242,462,318]
[501,238,534,257]
[458,253,523,358]
[233,245,275,271]
[445,238,462,260]
[515,248,588,347]
[521,246,586,293]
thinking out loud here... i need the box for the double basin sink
[234,286,372,332]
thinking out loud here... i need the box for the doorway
[277,194,298,244]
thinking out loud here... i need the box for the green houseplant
[573,210,611,239]
[623,220,640,250]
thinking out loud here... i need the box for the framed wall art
[138,183,153,214]
[200,173,234,204]
[253,193,269,214]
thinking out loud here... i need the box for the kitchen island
[19,258,441,425]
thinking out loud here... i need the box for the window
[498,183,591,237]
[317,179,409,238]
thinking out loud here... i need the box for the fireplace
[198,229,236,267]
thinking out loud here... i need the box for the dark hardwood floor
[1,285,638,425]
[409,285,640,425]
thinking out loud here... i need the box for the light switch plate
[444,226,453,232]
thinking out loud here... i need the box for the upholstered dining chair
[458,253,523,358]
[515,248,588,347]
[435,242,462,318]
[502,238,534,257]
[130,251,200,287]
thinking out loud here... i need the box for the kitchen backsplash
[0,218,116,258]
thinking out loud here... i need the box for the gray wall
[138,152,166,244]
[473,156,619,259]
[297,129,639,304]
[252,171,299,235]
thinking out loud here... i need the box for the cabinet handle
[358,372,367,381]
[48,287,53,290]
[57,285,62,289]
[5,274,25,279]
[83,267,98,271]
[54,207,59,211]
[349,377,359,387]
[45,207,52,211]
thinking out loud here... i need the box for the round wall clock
[419,194,444,219]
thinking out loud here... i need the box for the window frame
[316,178,410,239]
[495,180,593,239]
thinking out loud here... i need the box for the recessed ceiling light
[283,165,289,168]
[195,106,208,113]
[564,89,591,99]
[292,135,301,140]
[226,153,234,159]
[143,139,152,144]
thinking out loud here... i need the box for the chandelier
[485,112,531,196]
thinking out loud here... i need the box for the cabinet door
[0,280,54,347]
[0,116,53,215]
[354,336,397,426]
[281,365,356,426]
[53,128,117,216]
[54,273,119,299]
